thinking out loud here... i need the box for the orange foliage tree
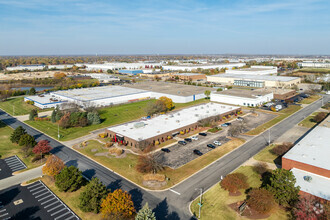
[42,155,65,178]
[100,189,135,219]
[54,72,67,79]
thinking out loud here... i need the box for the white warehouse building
[162,63,246,71]
[298,62,330,68]
[225,66,277,75]
[83,62,162,71]
[211,89,273,107]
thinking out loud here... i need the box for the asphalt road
[0,95,328,219]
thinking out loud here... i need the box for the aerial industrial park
[0,0,329,220]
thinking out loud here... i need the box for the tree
[204,90,211,99]
[79,177,108,213]
[136,155,163,174]
[313,112,327,123]
[51,109,56,123]
[55,166,84,192]
[29,109,38,121]
[247,188,276,214]
[59,112,71,128]
[135,202,156,220]
[18,134,36,148]
[29,87,36,95]
[159,96,174,111]
[87,112,101,125]
[270,142,293,156]
[42,155,65,178]
[10,126,26,143]
[293,195,327,220]
[220,173,249,193]
[54,72,66,79]
[265,168,300,207]
[107,69,113,74]
[32,140,52,157]
[216,88,223,92]
[145,100,167,116]
[100,189,135,219]
[253,162,269,176]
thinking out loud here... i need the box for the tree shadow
[82,169,96,179]
[65,159,78,167]
[107,179,122,192]
[11,206,41,220]
[260,171,272,188]
[0,187,21,206]
[128,188,143,211]
[153,198,180,220]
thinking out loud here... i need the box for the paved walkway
[15,110,53,122]
[0,166,43,190]
[242,157,278,170]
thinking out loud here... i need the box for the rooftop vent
[213,109,216,111]
[195,114,199,117]
[176,120,180,123]
[206,111,209,113]
[134,122,145,128]
[303,176,312,182]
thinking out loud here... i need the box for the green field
[0,97,50,115]
[298,95,320,104]
[253,144,278,164]
[294,68,330,74]
[298,112,319,128]
[246,105,302,135]
[25,99,209,141]
[190,166,288,220]
[0,121,40,169]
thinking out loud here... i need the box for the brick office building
[282,115,330,200]
[106,103,240,148]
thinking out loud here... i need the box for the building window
[131,143,132,146]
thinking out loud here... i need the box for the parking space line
[65,215,78,220]
[32,188,48,195]
[10,165,25,170]
[0,209,6,213]
[4,157,15,161]
[47,204,64,212]
[9,163,25,168]
[44,200,59,208]
[0,213,8,217]
[38,194,53,202]
[35,191,50,198]
[14,155,27,168]
[11,167,26,172]
[27,182,42,189]
[41,197,56,205]
[30,185,44,192]
[6,160,21,165]
[54,211,71,220]
[50,207,67,216]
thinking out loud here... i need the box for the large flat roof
[283,115,330,170]
[174,73,204,76]
[255,88,296,95]
[108,103,239,141]
[52,86,148,102]
[210,73,300,82]
[214,89,272,99]
[291,168,330,200]
[123,81,215,96]
[25,94,65,105]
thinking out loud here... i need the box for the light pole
[196,188,203,219]
[268,128,271,145]
[13,105,15,116]
[57,123,60,140]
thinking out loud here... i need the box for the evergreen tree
[18,134,36,148]
[29,87,36,95]
[51,109,56,123]
[29,109,38,121]
[55,166,84,192]
[79,177,108,213]
[55,106,63,121]
[135,203,156,220]
[265,169,300,207]
[10,126,27,143]
[92,112,101,125]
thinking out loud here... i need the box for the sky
[0,0,329,55]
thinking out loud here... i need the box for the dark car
[178,141,187,145]
[225,122,232,126]
[207,144,215,149]
[161,148,170,153]
[199,132,207,136]
[184,138,192,142]
[193,149,203,156]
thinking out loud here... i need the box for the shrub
[220,173,249,193]
[247,188,276,214]
[42,155,65,178]
[29,109,38,121]
[32,154,43,162]
[271,143,293,156]
[143,174,166,182]
[313,112,327,123]
[293,195,327,220]
[108,147,123,156]
[105,142,114,148]
[34,117,50,121]
[55,166,84,192]
[253,162,269,175]
[99,133,108,138]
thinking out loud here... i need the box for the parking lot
[0,156,27,180]
[154,111,277,169]
[0,181,79,220]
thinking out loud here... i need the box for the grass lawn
[25,99,211,141]
[41,176,102,220]
[253,144,278,164]
[0,97,50,116]
[294,68,330,74]
[75,138,245,189]
[298,112,319,128]
[298,95,320,104]
[173,98,209,110]
[190,166,288,220]
[246,105,302,136]
[0,121,41,170]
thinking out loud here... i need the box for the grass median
[190,166,288,220]
[298,95,320,104]
[253,144,278,164]
[0,97,50,115]
[245,105,302,136]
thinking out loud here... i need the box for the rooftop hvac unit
[195,114,199,117]
[176,120,180,123]
[195,108,198,110]
[177,113,180,115]
[213,109,216,111]
[201,107,204,109]
[206,111,209,113]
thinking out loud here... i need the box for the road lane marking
[169,189,181,195]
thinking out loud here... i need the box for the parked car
[161,148,170,153]
[213,141,222,146]
[184,138,192,142]
[207,144,215,149]
[178,141,187,145]
[221,123,228,127]
[236,117,244,121]
[191,136,199,141]
[193,149,203,156]
[199,132,207,136]
[225,123,232,126]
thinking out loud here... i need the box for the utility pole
[195,188,203,219]
[13,105,15,116]
[268,128,271,145]
[57,123,60,140]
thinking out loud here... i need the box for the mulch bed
[229,191,242,196]
[228,201,271,219]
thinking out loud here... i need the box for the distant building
[282,115,330,200]
[6,65,45,71]
[47,65,74,70]
[226,66,277,75]
[210,89,273,107]
[118,70,143,75]
[207,74,301,88]
[162,63,246,71]
[81,74,120,83]
[256,88,298,100]
[83,62,162,71]
[298,62,330,68]
[172,73,206,81]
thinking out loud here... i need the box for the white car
[191,136,199,141]
[213,141,222,146]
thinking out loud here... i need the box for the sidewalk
[0,166,43,190]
